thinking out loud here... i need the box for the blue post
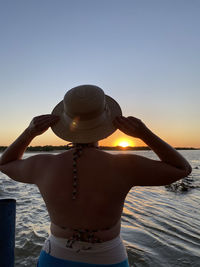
[0,198,16,267]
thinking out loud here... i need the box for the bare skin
[0,115,192,241]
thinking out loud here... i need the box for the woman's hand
[113,116,148,139]
[27,114,60,137]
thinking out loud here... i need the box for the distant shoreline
[0,145,199,152]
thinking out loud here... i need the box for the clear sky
[0,0,199,147]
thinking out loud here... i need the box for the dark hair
[70,143,98,200]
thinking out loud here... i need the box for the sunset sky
[0,0,199,148]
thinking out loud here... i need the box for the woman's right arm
[113,116,192,186]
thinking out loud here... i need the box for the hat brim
[51,95,122,143]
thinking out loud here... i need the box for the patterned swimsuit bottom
[37,231,130,267]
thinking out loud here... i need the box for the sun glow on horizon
[118,141,130,148]
[114,138,134,148]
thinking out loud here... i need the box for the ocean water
[0,150,200,267]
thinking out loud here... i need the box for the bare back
[36,148,130,240]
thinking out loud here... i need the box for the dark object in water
[165,176,195,192]
[0,198,16,267]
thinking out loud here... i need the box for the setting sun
[114,138,134,148]
[119,141,130,148]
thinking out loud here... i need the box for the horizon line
[0,145,199,152]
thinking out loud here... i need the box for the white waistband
[42,234,128,264]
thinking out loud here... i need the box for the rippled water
[0,150,200,267]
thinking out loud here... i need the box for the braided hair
[67,143,98,200]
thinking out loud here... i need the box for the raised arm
[0,115,59,183]
[0,115,59,165]
[113,116,192,187]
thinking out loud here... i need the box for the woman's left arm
[0,114,59,165]
[0,115,59,183]
[0,128,35,165]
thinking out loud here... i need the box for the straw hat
[51,85,122,143]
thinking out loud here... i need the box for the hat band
[64,100,106,121]
[61,104,111,131]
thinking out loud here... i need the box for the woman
[0,85,191,266]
